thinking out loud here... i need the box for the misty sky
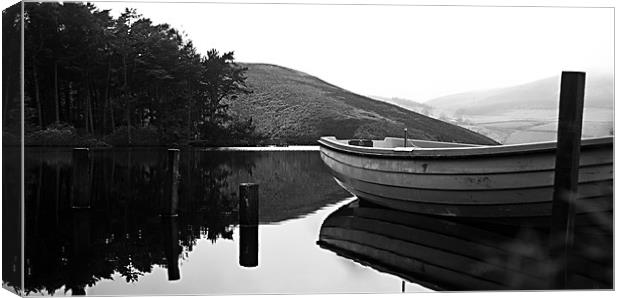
[93,1,613,102]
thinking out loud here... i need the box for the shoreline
[205,145,320,151]
[15,145,321,151]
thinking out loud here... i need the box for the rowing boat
[317,136,613,217]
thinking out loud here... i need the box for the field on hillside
[421,73,613,144]
[461,108,613,144]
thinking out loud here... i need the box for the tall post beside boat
[549,71,586,289]
[403,128,408,147]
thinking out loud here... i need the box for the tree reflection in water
[21,149,349,295]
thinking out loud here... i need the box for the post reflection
[71,148,91,209]
[66,211,91,295]
[162,217,181,281]
[239,225,259,268]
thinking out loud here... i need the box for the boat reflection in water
[318,200,612,291]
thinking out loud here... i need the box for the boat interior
[332,137,483,149]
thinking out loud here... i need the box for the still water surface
[14,148,430,295]
[4,147,612,295]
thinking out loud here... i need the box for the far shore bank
[7,143,322,150]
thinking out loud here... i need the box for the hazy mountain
[423,73,614,144]
[368,95,433,115]
[426,74,614,115]
[228,64,498,145]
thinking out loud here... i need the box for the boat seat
[348,139,374,147]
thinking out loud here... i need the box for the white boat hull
[318,136,613,217]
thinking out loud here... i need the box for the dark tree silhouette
[196,50,250,140]
[15,2,256,146]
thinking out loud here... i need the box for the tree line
[4,2,256,146]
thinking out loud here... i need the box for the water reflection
[162,218,181,281]
[3,148,23,295]
[3,2,24,293]
[22,148,349,295]
[318,200,612,291]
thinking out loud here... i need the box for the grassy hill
[229,63,498,145]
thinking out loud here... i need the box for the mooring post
[162,149,180,217]
[71,148,91,209]
[239,183,259,267]
[239,183,259,225]
[549,71,586,289]
[403,128,408,147]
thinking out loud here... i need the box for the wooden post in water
[239,183,259,225]
[71,148,91,209]
[549,71,586,289]
[162,149,180,217]
[403,128,408,147]
[239,183,259,267]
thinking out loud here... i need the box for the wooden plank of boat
[332,173,611,217]
[321,149,612,190]
[318,136,613,217]
[317,201,612,290]
[327,168,612,204]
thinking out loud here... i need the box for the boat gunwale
[318,136,613,159]
[321,146,613,177]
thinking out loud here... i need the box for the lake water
[5,148,431,296]
[2,147,612,295]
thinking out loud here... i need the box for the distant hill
[368,95,433,115]
[229,64,498,145]
[426,74,614,115]
[423,73,614,144]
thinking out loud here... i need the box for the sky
[90,1,614,102]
